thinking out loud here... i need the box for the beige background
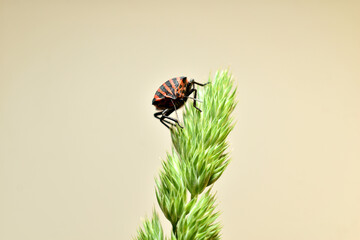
[1,1,360,239]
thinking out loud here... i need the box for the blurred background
[1,1,359,239]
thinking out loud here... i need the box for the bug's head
[186,78,195,94]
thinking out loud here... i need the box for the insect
[152,76,208,129]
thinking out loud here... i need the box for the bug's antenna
[187,96,203,103]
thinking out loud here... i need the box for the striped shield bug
[152,76,208,129]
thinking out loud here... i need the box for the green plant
[135,70,237,240]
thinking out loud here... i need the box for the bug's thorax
[175,78,193,103]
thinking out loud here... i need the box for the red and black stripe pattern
[152,76,188,110]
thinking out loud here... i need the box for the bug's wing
[158,83,176,99]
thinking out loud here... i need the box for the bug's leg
[154,112,162,119]
[162,108,183,129]
[190,79,210,86]
[170,99,183,128]
[160,119,173,129]
[154,111,174,129]
[188,88,202,112]
[160,118,174,129]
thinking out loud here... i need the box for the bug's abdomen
[152,98,173,110]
